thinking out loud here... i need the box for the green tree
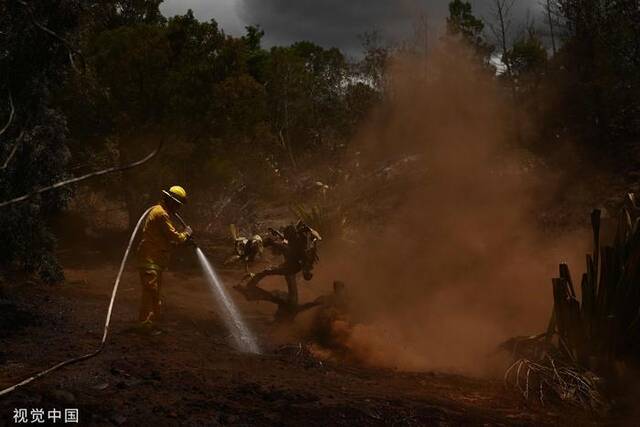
[59,8,378,234]
[502,30,549,143]
[445,0,494,66]
[505,32,548,95]
[243,26,269,83]
[550,0,640,150]
[164,11,225,134]
[265,42,354,169]
[65,10,277,219]
[358,30,389,92]
[99,0,165,28]
[87,23,173,224]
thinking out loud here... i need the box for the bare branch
[0,140,164,208]
[0,90,15,138]
[487,0,517,55]
[17,0,85,73]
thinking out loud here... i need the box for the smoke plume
[309,45,588,375]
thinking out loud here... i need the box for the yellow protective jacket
[136,203,190,270]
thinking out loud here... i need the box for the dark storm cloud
[161,1,545,56]
[238,0,544,56]
[161,0,246,35]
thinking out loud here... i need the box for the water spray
[175,213,260,354]
[196,248,260,353]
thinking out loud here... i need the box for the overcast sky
[160,0,545,57]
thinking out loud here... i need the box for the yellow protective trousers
[138,269,163,323]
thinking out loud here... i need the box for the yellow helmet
[162,185,188,205]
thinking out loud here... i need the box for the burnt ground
[0,262,614,426]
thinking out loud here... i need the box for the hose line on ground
[0,207,153,397]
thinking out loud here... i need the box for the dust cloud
[309,45,589,375]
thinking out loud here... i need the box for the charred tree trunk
[234,269,319,322]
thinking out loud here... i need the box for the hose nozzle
[175,213,198,249]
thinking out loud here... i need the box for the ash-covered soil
[0,266,606,426]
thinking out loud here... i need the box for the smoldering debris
[505,356,607,411]
[275,343,325,369]
[501,333,608,411]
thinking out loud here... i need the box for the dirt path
[0,266,605,426]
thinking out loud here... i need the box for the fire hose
[175,213,196,247]
[0,207,154,397]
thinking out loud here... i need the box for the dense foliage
[0,1,83,283]
[61,7,379,227]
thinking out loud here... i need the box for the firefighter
[136,186,193,325]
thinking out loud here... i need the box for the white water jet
[195,248,260,354]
